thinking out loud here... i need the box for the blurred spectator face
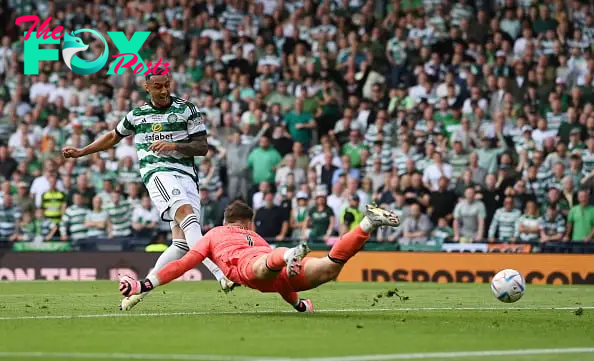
[548,188,560,203]
[293,142,303,154]
[111,191,121,204]
[341,156,351,170]
[286,155,296,168]
[503,196,514,211]
[92,196,102,211]
[578,190,590,206]
[410,203,421,218]
[103,180,113,193]
[323,152,333,166]
[264,192,275,207]
[259,181,270,193]
[3,194,12,207]
[349,130,360,144]
[141,195,152,209]
[35,208,44,219]
[259,136,270,149]
[412,173,422,188]
[485,174,497,189]
[73,193,84,207]
[553,163,565,177]
[0,146,7,159]
[331,182,343,195]
[432,152,443,165]
[525,201,537,215]
[464,187,475,201]
[48,175,58,189]
[200,188,209,202]
[316,195,326,207]
[77,175,88,190]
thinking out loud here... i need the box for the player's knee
[171,201,193,222]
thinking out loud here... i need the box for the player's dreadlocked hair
[224,200,254,225]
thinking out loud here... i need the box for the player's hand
[148,141,176,154]
[62,147,83,159]
[119,275,141,297]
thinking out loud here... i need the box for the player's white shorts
[145,172,201,229]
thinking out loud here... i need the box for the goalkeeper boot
[365,203,401,228]
[220,277,239,294]
[286,241,311,278]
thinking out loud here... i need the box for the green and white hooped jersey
[115,96,206,185]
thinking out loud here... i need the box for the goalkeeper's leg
[289,204,400,292]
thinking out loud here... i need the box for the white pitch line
[0,306,591,321]
[1,348,594,361]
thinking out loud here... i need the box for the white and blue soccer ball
[491,269,525,303]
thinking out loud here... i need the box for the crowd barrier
[1,251,593,284]
[3,239,594,254]
[306,251,594,285]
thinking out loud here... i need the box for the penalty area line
[1,348,594,361]
[0,306,592,321]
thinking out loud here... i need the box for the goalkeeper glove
[119,276,154,297]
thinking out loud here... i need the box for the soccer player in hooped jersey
[119,201,400,312]
[62,68,235,310]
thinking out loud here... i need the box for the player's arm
[63,130,123,158]
[173,133,208,156]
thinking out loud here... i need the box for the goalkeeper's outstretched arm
[63,130,123,159]
[120,250,205,296]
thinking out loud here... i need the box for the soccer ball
[491,269,525,303]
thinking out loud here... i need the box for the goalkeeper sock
[265,247,290,271]
[180,214,226,281]
[327,226,370,264]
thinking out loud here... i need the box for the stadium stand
[0,0,593,254]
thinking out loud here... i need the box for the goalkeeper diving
[120,201,400,312]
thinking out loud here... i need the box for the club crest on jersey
[172,188,181,196]
[151,123,163,132]
[167,114,177,123]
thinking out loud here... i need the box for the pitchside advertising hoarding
[0,252,213,281]
[0,251,592,284]
[306,251,594,285]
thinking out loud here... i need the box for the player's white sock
[180,214,225,281]
[141,239,188,297]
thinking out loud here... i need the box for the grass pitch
[0,281,593,361]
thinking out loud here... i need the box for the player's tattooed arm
[174,133,209,156]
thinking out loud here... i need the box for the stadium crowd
[0,0,594,250]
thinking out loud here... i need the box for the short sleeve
[115,111,135,137]
[477,202,487,218]
[186,101,207,136]
[453,204,461,219]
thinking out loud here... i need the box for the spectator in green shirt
[566,190,594,242]
[247,135,282,185]
[341,129,368,168]
[304,190,335,241]
[283,98,316,148]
